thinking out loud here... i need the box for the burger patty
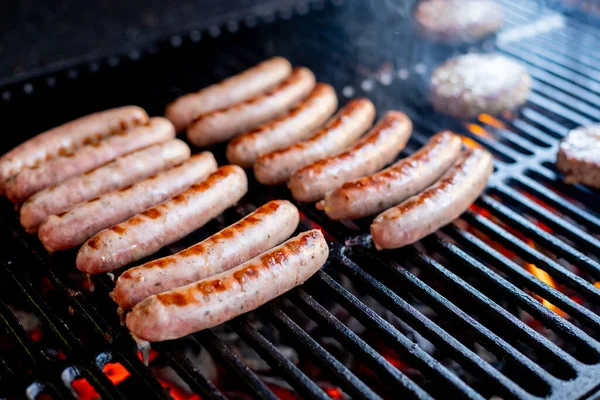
[556,124,600,189]
[414,0,504,44]
[429,53,531,119]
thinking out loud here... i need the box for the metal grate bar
[527,91,592,127]
[478,195,600,279]
[462,211,600,304]
[509,174,600,232]
[431,234,600,358]
[445,224,600,334]
[494,119,553,148]
[481,125,539,155]
[525,65,600,108]
[528,166,600,211]
[353,246,556,391]
[311,269,485,400]
[531,81,600,120]
[195,330,278,400]
[263,303,383,400]
[227,317,329,400]
[494,185,600,255]
[289,286,433,399]
[523,35,600,72]
[332,251,533,400]
[520,108,570,138]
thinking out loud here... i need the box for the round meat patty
[414,0,504,44]
[429,53,531,119]
[556,124,600,189]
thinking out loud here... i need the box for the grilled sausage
[289,111,412,202]
[76,165,248,273]
[317,131,463,220]
[126,229,328,342]
[6,117,175,204]
[165,57,292,131]
[112,200,299,309]
[226,83,338,168]
[371,148,493,249]
[20,140,190,233]
[0,106,148,193]
[254,98,376,185]
[38,152,217,253]
[187,67,316,147]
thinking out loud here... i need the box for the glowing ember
[595,282,600,290]
[324,387,345,399]
[72,378,100,400]
[465,123,494,139]
[478,114,507,129]
[159,379,201,400]
[524,263,567,318]
[103,362,131,385]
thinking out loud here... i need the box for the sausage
[226,83,338,168]
[187,67,316,147]
[370,148,493,250]
[254,98,376,185]
[165,57,292,131]
[112,200,299,310]
[38,152,217,253]
[317,131,463,220]
[0,106,148,193]
[76,165,248,274]
[20,140,190,233]
[126,229,328,342]
[6,117,175,204]
[289,111,412,203]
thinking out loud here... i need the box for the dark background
[0,0,322,83]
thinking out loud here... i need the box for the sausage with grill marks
[371,148,493,250]
[187,67,316,147]
[126,229,328,342]
[38,152,217,253]
[254,98,375,185]
[317,131,462,220]
[289,111,412,202]
[166,57,292,131]
[20,139,190,233]
[76,165,248,273]
[226,83,338,168]
[111,200,299,309]
[0,106,148,193]
[6,117,175,204]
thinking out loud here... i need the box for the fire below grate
[1,0,600,399]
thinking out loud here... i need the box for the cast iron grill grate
[0,0,599,399]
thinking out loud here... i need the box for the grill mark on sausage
[87,236,101,249]
[257,98,370,161]
[141,208,162,219]
[156,230,318,306]
[110,225,126,234]
[191,68,308,125]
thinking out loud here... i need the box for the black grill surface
[1,1,599,399]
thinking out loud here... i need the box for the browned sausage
[289,111,413,202]
[20,139,190,233]
[76,165,248,273]
[226,83,338,168]
[126,229,329,342]
[111,200,299,309]
[0,106,148,193]
[371,148,493,249]
[187,67,316,146]
[254,98,376,185]
[6,117,175,204]
[317,131,462,220]
[165,57,292,131]
[38,152,217,253]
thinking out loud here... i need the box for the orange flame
[460,136,482,149]
[72,378,100,400]
[103,362,131,386]
[159,379,202,400]
[465,123,494,139]
[595,282,600,290]
[324,387,345,399]
[478,114,507,129]
[525,263,567,318]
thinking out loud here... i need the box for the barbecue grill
[1,0,599,398]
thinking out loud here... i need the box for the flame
[525,263,567,318]
[72,378,101,400]
[465,123,494,139]
[460,136,482,149]
[595,282,600,290]
[159,379,201,400]
[478,114,507,129]
[103,362,131,385]
[324,387,344,399]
